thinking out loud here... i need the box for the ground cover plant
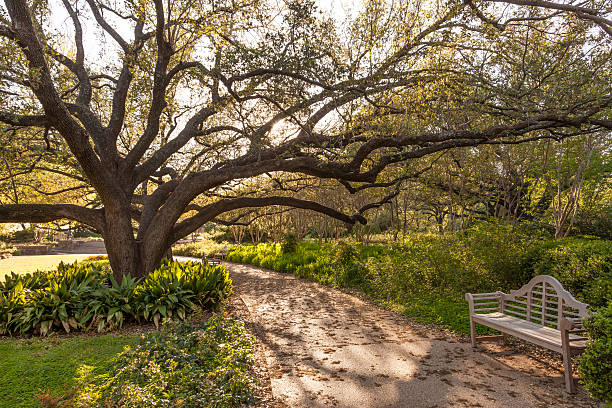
[74,316,260,408]
[0,259,232,336]
[578,304,612,405]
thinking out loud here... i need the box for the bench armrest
[465,293,475,314]
[560,317,584,332]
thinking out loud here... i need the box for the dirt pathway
[225,262,601,408]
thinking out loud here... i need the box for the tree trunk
[164,246,173,261]
[103,231,142,280]
[101,201,156,279]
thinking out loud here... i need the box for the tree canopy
[0,0,610,277]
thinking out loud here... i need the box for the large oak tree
[0,0,610,278]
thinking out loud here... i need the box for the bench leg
[562,352,575,393]
[470,317,476,348]
[561,330,576,393]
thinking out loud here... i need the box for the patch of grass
[0,255,93,279]
[0,333,138,408]
[379,294,494,335]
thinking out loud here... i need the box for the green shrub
[140,260,232,327]
[0,270,50,292]
[83,255,108,262]
[332,242,362,285]
[74,316,260,408]
[0,260,232,336]
[11,228,34,243]
[281,233,298,254]
[73,228,102,239]
[173,242,206,258]
[86,274,140,332]
[0,241,17,255]
[7,262,112,335]
[260,255,275,270]
[173,240,231,259]
[520,237,612,307]
[579,304,612,405]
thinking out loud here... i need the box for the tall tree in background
[0,0,610,277]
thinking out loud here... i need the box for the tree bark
[102,202,142,279]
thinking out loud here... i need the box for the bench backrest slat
[502,275,589,329]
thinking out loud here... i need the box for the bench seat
[472,312,586,352]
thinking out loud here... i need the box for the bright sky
[319,0,360,20]
[42,0,365,72]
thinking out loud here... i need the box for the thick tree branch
[482,0,612,36]
[83,0,129,51]
[123,0,173,170]
[106,19,147,145]
[0,204,103,231]
[170,196,367,242]
[0,111,50,127]
[5,0,115,198]
[60,0,92,105]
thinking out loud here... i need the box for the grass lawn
[378,294,496,335]
[0,255,94,279]
[0,334,138,408]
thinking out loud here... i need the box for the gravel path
[226,262,601,408]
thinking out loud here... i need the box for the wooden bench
[465,275,590,393]
[203,247,230,266]
[206,257,223,266]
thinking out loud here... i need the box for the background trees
[0,0,610,277]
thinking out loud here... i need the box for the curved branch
[211,208,292,227]
[481,0,612,36]
[0,111,50,127]
[5,0,112,197]
[60,0,92,105]
[15,183,90,196]
[0,204,104,231]
[83,0,129,51]
[170,196,367,242]
[123,0,173,170]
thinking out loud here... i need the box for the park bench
[203,246,230,266]
[465,275,590,393]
